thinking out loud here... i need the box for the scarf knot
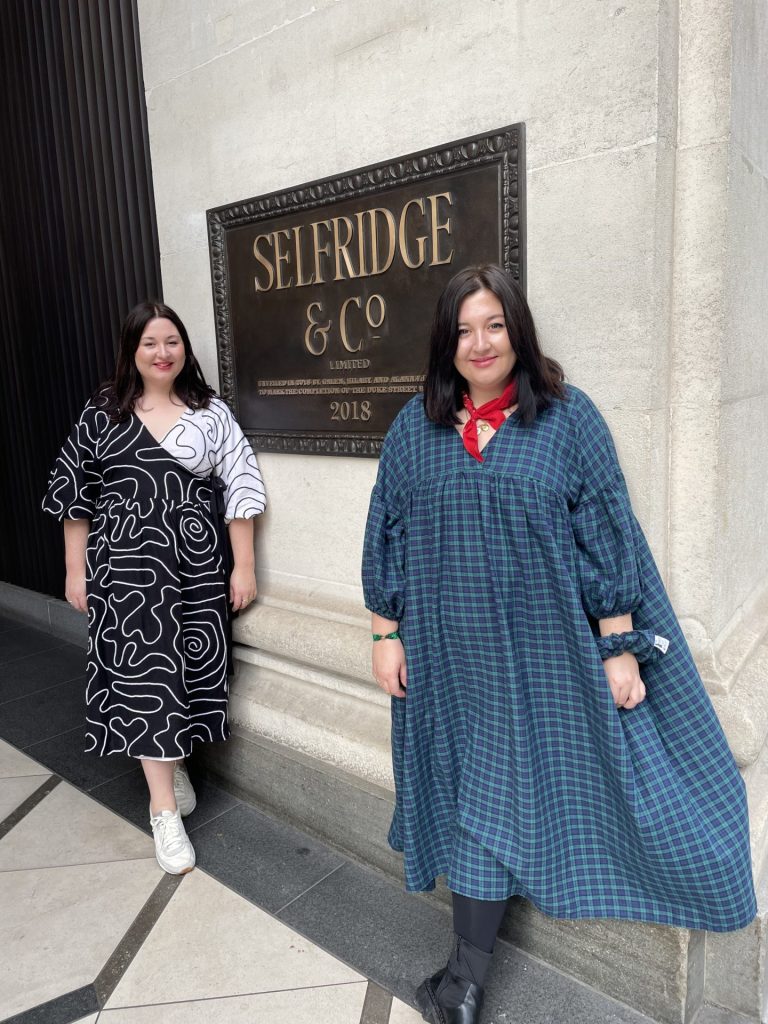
[461,379,518,462]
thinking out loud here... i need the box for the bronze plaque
[207,124,525,456]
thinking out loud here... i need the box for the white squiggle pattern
[159,398,266,522]
[42,398,264,758]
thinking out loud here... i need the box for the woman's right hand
[64,520,90,614]
[65,572,88,613]
[372,638,407,698]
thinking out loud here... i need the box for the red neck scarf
[461,379,518,463]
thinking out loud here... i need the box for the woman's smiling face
[453,288,516,399]
[134,317,186,387]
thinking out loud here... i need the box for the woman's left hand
[230,565,257,611]
[603,651,646,709]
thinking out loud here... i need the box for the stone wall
[137,0,670,576]
[136,2,768,1019]
[718,0,768,633]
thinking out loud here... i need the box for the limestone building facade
[83,1,768,1020]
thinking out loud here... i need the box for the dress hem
[405,875,756,932]
[389,843,757,933]
[85,729,229,760]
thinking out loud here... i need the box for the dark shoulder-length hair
[423,264,565,426]
[96,300,215,421]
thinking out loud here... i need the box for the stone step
[230,646,393,786]
[236,598,371,684]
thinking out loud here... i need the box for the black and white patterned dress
[42,395,266,759]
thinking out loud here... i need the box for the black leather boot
[414,934,492,1024]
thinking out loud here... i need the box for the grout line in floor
[360,980,394,1024]
[0,671,87,707]
[18,724,84,751]
[0,774,62,841]
[273,860,347,916]
[0,674,84,709]
[184,799,242,834]
[0,855,157,874]
[101,978,368,1013]
[94,871,186,1007]
[0,639,71,668]
[87,764,143,793]
[0,770,52,780]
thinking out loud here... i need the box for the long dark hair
[423,265,564,426]
[96,300,215,421]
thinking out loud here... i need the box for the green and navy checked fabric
[362,386,756,931]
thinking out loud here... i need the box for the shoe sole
[156,860,196,874]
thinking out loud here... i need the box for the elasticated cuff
[595,629,669,663]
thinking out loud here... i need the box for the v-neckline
[134,407,191,446]
[453,408,518,462]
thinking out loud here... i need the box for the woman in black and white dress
[43,301,266,874]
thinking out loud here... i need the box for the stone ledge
[235,600,371,682]
[0,583,87,647]
[229,653,393,787]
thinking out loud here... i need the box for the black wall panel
[0,0,161,597]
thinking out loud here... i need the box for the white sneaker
[150,808,196,874]
[173,762,197,817]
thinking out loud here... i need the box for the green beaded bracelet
[372,631,401,641]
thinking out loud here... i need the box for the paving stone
[0,643,86,703]
[24,729,134,791]
[0,859,159,1018]
[0,626,64,664]
[0,677,86,748]
[279,861,651,1024]
[0,780,153,870]
[106,869,364,1009]
[0,775,48,821]
[190,800,346,913]
[0,737,50,779]
[99,985,368,1022]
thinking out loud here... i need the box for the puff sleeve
[361,419,408,622]
[568,392,643,621]
[208,399,266,522]
[42,402,103,521]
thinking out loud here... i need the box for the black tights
[452,892,509,954]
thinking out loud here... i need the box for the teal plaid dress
[362,386,756,931]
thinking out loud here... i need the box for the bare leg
[141,759,177,815]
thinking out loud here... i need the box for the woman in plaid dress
[362,265,756,1024]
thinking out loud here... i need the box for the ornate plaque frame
[207,123,525,456]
